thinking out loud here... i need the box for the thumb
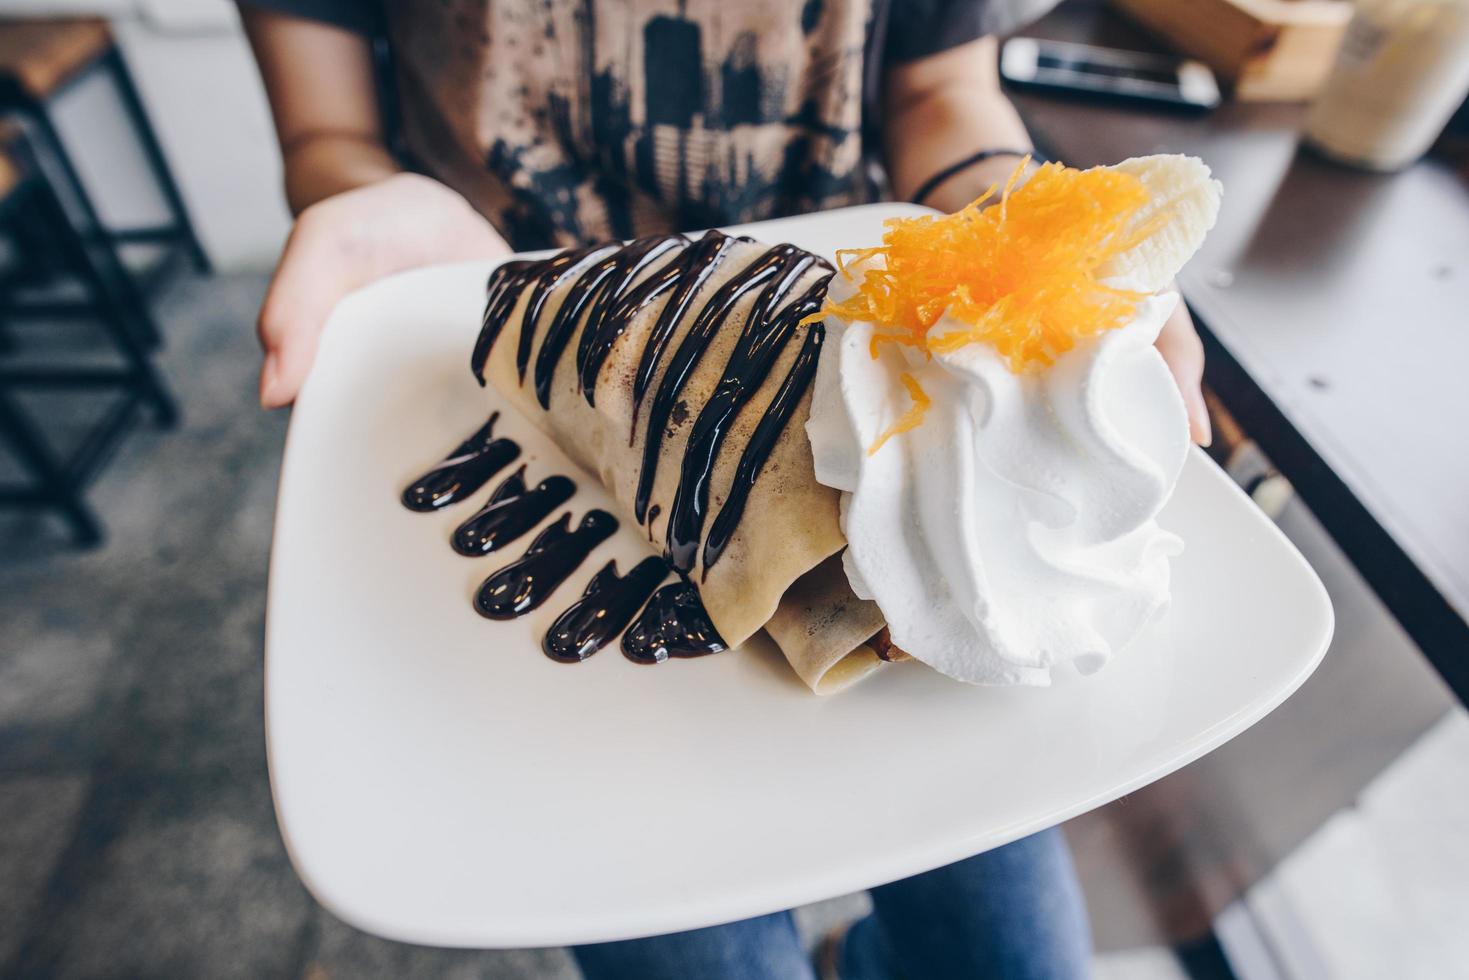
[1155,297,1212,447]
[256,223,357,409]
[1171,362,1211,448]
[1159,340,1211,448]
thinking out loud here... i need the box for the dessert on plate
[439,154,1221,694]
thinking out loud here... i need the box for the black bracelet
[910,148,1049,208]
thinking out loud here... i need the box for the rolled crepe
[471,232,896,693]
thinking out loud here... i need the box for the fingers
[254,176,514,409]
[256,212,349,408]
[1155,301,1212,447]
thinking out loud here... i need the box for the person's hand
[256,172,512,407]
[1156,293,1211,446]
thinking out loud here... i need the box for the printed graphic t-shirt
[245,0,1055,249]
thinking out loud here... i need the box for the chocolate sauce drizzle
[628,230,745,431]
[562,234,687,407]
[663,262,828,572]
[542,556,670,663]
[451,465,576,557]
[470,233,832,579]
[701,317,825,576]
[622,581,727,664]
[474,510,618,620]
[405,425,719,668]
[515,245,619,383]
[633,242,812,524]
[471,262,532,382]
[401,412,520,512]
[462,232,834,664]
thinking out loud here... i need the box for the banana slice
[1095,154,1223,294]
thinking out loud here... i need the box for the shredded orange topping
[819,158,1162,371]
[810,157,1164,453]
[867,372,930,456]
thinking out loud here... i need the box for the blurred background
[0,0,1465,977]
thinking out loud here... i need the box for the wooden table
[1015,4,1469,705]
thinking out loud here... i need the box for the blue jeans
[572,827,1090,980]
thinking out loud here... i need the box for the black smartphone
[1000,38,1221,113]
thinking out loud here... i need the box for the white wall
[2,0,292,271]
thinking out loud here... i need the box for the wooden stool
[0,127,177,545]
[0,17,211,348]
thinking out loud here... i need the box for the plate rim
[265,207,1335,947]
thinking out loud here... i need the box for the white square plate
[266,205,1333,948]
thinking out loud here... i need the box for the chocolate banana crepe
[470,232,894,693]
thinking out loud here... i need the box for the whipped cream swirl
[806,289,1191,685]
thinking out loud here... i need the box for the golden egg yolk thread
[817,158,1164,375]
[867,372,931,456]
